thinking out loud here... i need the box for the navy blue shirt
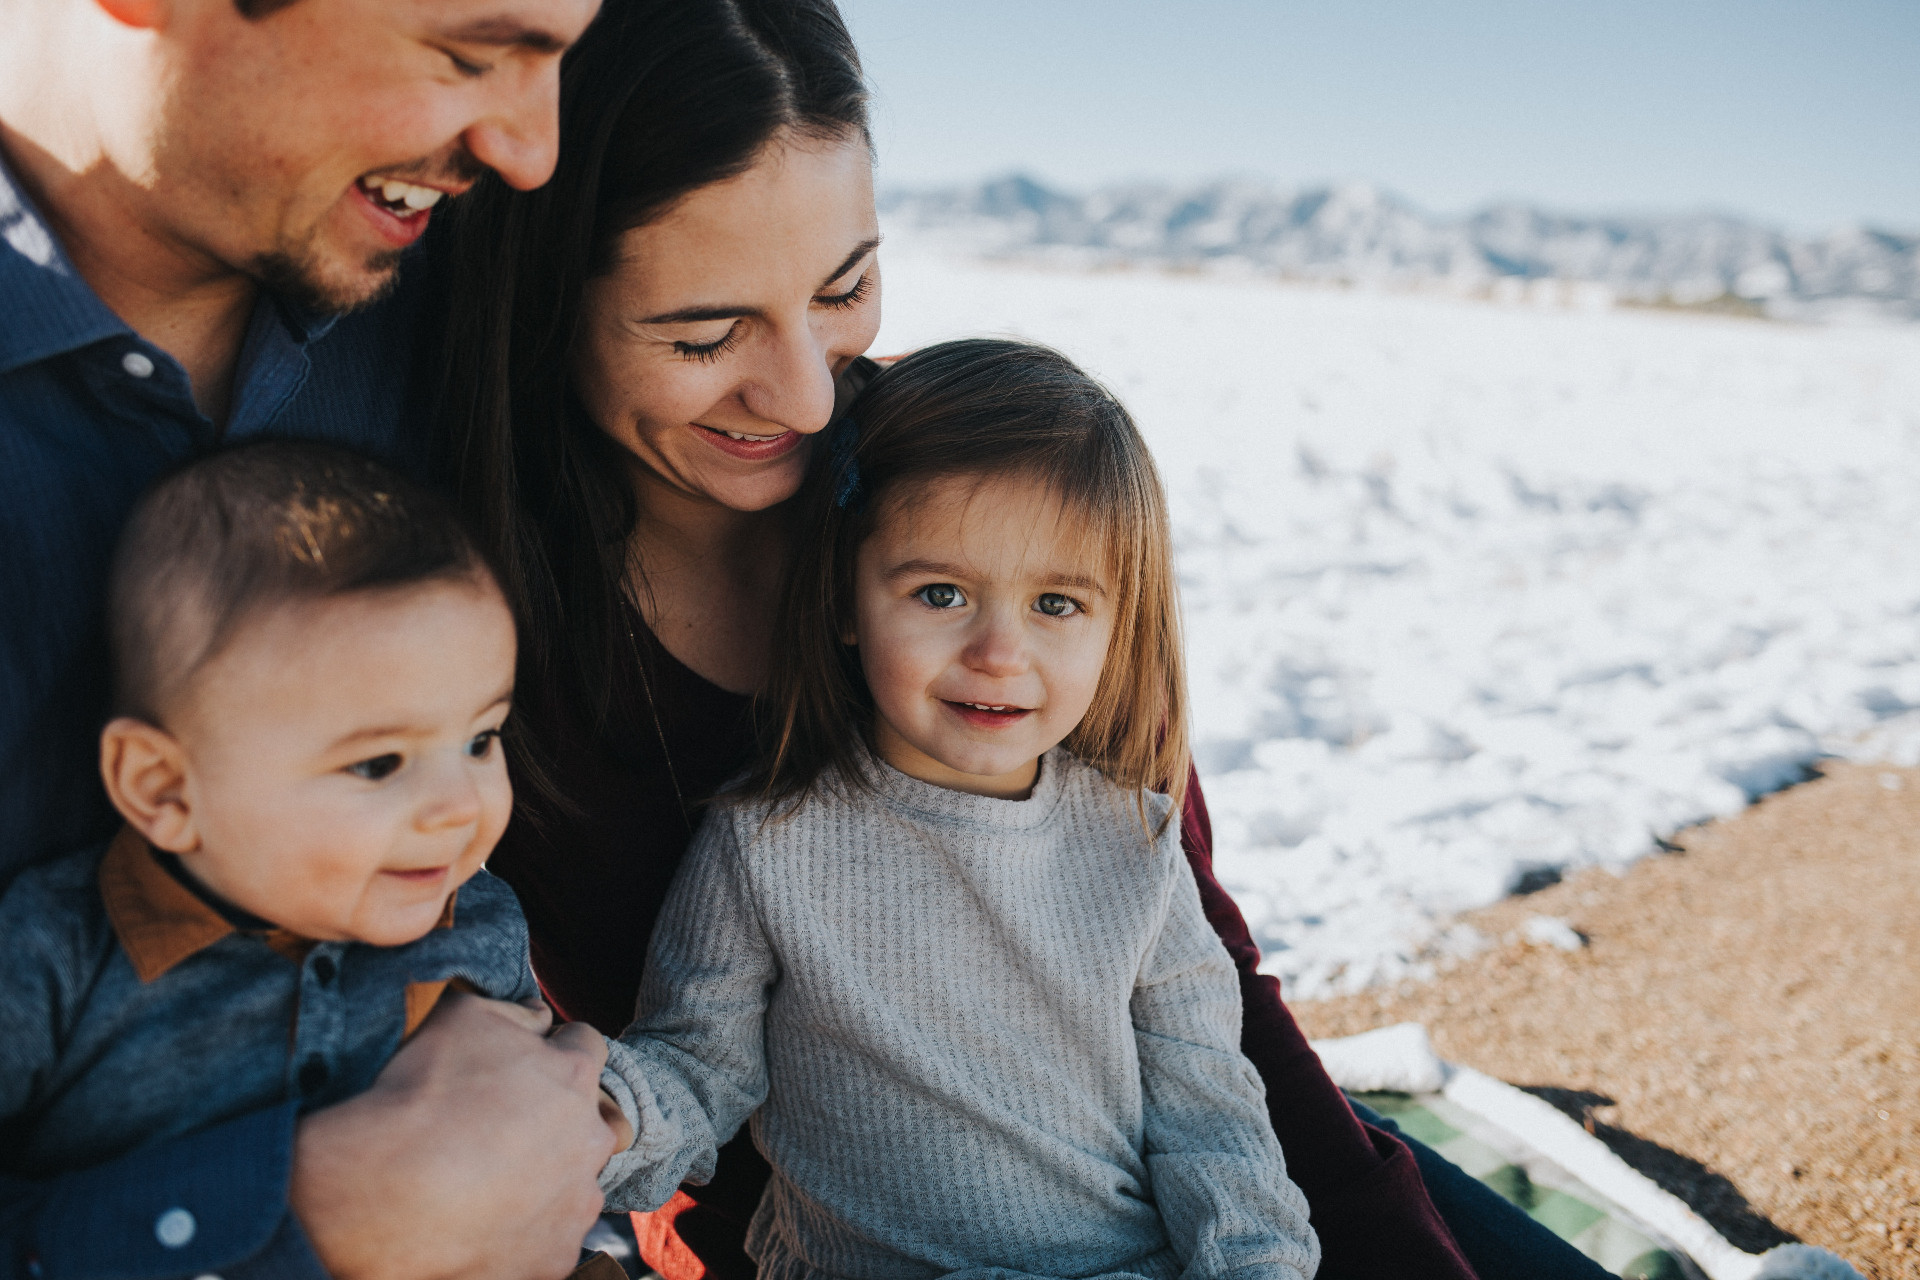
[1,153,427,1280]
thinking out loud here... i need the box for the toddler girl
[601,339,1319,1280]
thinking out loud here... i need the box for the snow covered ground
[871,241,1920,998]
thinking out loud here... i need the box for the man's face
[149,0,599,312]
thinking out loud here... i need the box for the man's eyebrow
[436,17,573,54]
[634,239,881,327]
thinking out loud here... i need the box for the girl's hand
[598,1087,636,1151]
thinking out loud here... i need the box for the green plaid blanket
[1353,1091,1697,1280]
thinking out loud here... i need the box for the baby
[0,441,625,1279]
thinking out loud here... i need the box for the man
[0,2,613,1278]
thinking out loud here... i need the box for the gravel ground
[1293,761,1920,1279]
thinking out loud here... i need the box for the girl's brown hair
[757,338,1189,820]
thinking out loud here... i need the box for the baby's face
[165,578,516,947]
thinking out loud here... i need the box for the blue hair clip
[826,414,865,512]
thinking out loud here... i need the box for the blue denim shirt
[0,152,432,1280]
[1,831,537,1271]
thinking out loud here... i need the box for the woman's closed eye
[347,753,403,781]
[673,323,744,364]
[814,271,872,311]
[914,583,966,609]
[1034,592,1083,618]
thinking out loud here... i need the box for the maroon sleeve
[1180,766,1480,1280]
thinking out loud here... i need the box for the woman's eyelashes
[814,271,873,311]
[672,323,744,364]
[668,271,869,363]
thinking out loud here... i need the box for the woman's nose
[738,320,838,436]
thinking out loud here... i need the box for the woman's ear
[99,717,199,852]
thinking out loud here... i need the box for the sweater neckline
[869,747,1071,832]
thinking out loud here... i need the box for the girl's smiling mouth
[944,701,1033,728]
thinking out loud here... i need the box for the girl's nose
[963,610,1030,677]
[738,319,838,436]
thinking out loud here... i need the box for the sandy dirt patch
[1294,761,1920,1279]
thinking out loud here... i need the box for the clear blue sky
[836,0,1920,232]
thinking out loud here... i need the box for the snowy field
[872,242,1920,998]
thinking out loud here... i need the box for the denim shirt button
[192,1274,224,1280]
[155,1206,196,1248]
[120,351,155,379]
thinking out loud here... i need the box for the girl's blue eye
[466,729,501,760]
[916,583,964,609]
[348,753,402,781]
[1035,593,1080,617]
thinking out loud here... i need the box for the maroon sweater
[490,610,1476,1280]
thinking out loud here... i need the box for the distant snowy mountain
[878,177,1920,322]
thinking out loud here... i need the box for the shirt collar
[0,147,342,376]
[0,149,129,375]
[97,826,458,982]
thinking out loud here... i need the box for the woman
[432,3,1610,1278]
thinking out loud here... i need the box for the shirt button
[312,954,336,986]
[192,1274,224,1280]
[155,1206,196,1248]
[298,1054,330,1095]
[121,351,156,379]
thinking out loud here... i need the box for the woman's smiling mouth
[695,424,805,460]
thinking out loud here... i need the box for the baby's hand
[597,1087,634,1152]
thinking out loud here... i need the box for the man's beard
[250,241,407,317]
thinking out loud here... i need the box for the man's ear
[100,717,199,852]
[94,0,166,31]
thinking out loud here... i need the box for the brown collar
[97,827,457,983]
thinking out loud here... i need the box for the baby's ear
[99,717,198,852]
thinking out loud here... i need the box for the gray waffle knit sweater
[600,749,1318,1280]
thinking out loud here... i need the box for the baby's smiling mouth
[382,865,450,883]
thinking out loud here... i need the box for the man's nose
[460,63,564,192]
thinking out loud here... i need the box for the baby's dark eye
[347,753,403,781]
[1035,593,1080,617]
[466,729,501,760]
[915,583,965,609]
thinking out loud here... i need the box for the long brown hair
[757,338,1190,819]
[428,0,868,812]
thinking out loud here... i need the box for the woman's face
[572,131,882,514]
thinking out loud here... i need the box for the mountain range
[878,176,1920,321]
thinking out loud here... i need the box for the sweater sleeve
[1179,769,1479,1280]
[1131,820,1319,1280]
[598,810,777,1212]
